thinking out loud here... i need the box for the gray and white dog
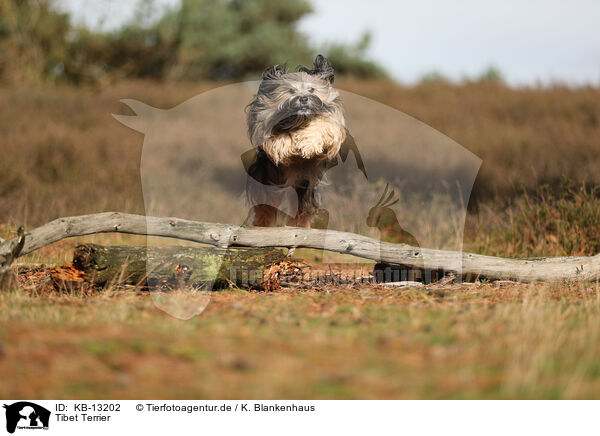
[244,54,362,227]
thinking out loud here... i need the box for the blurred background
[1,0,599,257]
[5,0,600,85]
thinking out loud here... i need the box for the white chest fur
[263,116,346,166]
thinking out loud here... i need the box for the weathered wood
[73,244,285,287]
[0,226,24,275]
[0,212,599,282]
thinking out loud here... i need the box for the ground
[1,249,599,399]
[1,80,599,399]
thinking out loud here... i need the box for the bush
[0,0,71,83]
[0,0,388,83]
[468,182,600,257]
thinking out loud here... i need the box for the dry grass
[1,80,599,227]
[1,80,599,399]
[0,81,216,227]
[1,281,600,399]
[467,183,600,257]
[341,80,600,202]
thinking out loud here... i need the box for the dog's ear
[313,54,334,82]
[262,64,286,81]
[300,54,334,84]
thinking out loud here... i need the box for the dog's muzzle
[291,95,322,114]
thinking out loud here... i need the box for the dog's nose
[299,96,309,104]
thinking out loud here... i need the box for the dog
[244,54,365,227]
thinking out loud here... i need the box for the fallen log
[72,244,285,288]
[0,212,599,282]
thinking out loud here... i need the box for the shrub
[468,182,600,257]
[0,0,388,83]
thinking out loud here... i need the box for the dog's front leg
[251,204,278,227]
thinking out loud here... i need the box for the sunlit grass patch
[1,281,599,399]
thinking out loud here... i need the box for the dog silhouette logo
[3,402,50,434]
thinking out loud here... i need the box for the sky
[57,0,600,86]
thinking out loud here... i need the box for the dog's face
[247,55,345,147]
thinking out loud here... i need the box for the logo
[3,402,50,434]
[112,84,481,319]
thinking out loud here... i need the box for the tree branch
[0,226,25,274]
[0,212,598,282]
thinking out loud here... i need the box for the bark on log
[0,212,599,282]
[73,244,285,287]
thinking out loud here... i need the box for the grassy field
[2,281,600,399]
[1,80,599,399]
[1,80,599,227]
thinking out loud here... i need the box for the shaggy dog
[244,54,364,227]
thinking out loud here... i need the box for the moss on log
[73,244,286,288]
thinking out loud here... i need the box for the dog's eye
[308,88,315,93]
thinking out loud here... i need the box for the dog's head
[247,54,344,147]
